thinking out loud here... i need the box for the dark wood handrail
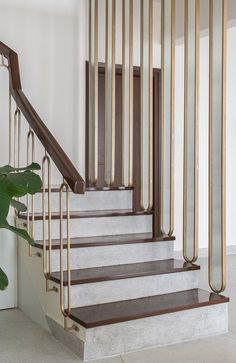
[0,41,85,194]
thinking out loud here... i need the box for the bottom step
[47,289,229,361]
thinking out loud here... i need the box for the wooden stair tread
[34,233,175,249]
[68,289,229,328]
[19,209,153,221]
[49,259,200,285]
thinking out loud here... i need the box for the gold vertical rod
[94,0,98,185]
[183,0,200,263]
[42,152,57,292]
[9,83,12,165]
[14,108,21,168]
[105,0,108,185]
[194,0,200,263]
[60,181,72,329]
[161,0,164,232]
[129,0,134,187]
[0,55,12,164]
[105,0,111,186]
[140,0,144,209]
[209,0,227,293]
[121,0,126,186]
[170,0,175,235]
[148,0,154,210]
[88,0,98,185]
[111,0,116,185]
[27,128,36,257]
[161,0,175,235]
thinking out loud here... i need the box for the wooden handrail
[0,41,85,194]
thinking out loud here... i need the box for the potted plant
[0,163,42,290]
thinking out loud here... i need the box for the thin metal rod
[161,0,175,235]
[121,0,126,186]
[88,0,98,185]
[27,127,35,257]
[0,55,12,165]
[14,108,21,168]
[111,0,116,185]
[183,0,200,263]
[9,82,12,165]
[129,0,134,187]
[42,152,57,292]
[208,0,227,293]
[140,0,144,209]
[59,181,71,320]
[170,0,175,235]
[148,0,154,210]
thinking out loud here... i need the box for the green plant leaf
[10,199,27,212]
[0,267,8,291]
[0,221,34,246]
[0,192,10,224]
[0,163,41,175]
[7,171,42,196]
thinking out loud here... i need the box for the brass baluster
[183,0,200,263]
[14,108,21,168]
[0,55,13,166]
[161,0,175,235]
[88,0,98,186]
[148,0,154,210]
[140,0,154,211]
[27,128,40,257]
[42,152,58,292]
[105,0,116,186]
[129,0,134,187]
[209,0,227,293]
[59,181,77,331]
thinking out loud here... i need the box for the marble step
[18,210,153,239]
[47,289,229,361]
[22,189,133,213]
[33,234,174,270]
[49,259,200,307]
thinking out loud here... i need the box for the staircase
[17,188,229,361]
[0,31,229,361]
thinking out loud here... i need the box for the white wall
[0,0,88,182]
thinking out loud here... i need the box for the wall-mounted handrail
[0,41,85,194]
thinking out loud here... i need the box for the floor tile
[0,255,236,363]
[122,334,236,363]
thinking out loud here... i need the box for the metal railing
[0,43,85,331]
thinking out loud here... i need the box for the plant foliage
[0,163,42,290]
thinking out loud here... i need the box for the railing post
[208,0,227,293]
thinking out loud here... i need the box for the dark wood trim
[68,289,229,328]
[85,63,162,228]
[0,41,85,194]
[34,233,175,250]
[19,209,153,221]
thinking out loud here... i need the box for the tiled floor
[0,256,235,363]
